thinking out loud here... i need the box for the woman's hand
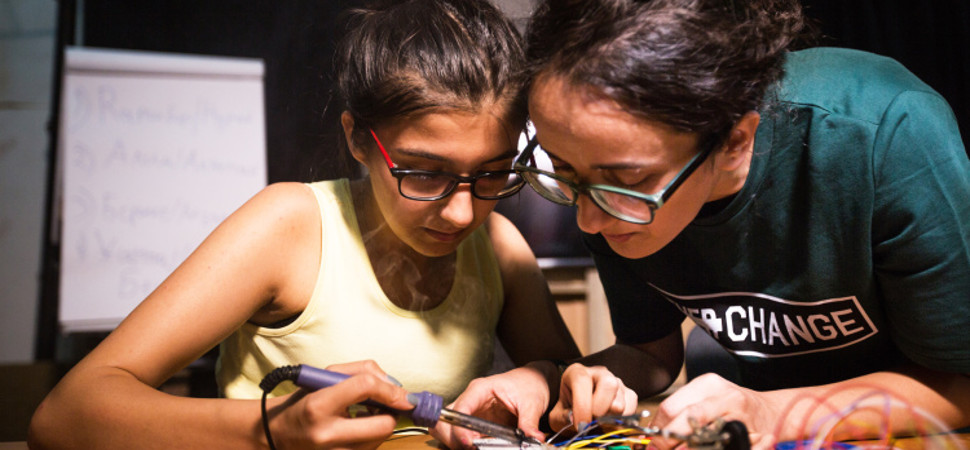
[649,368,970,450]
[549,364,638,434]
[431,365,553,449]
[648,373,779,450]
[268,361,414,450]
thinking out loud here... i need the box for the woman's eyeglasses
[512,136,714,224]
[369,129,525,201]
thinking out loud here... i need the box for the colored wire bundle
[558,427,651,449]
[772,382,966,450]
[549,418,653,450]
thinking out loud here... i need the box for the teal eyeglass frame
[512,136,715,224]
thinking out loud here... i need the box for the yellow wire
[564,428,651,450]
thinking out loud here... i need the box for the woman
[444,0,970,448]
[28,1,606,448]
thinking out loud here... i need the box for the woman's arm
[576,332,684,398]
[649,365,970,449]
[27,182,331,449]
[516,330,682,434]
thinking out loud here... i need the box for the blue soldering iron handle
[294,364,355,389]
[293,364,443,428]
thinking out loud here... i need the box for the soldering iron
[258,364,540,449]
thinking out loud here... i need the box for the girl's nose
[439,185,475,228]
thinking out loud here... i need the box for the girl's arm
[485,212,581,366]
[432,212,579,447]
[27,182,341,449]
[432,213,637,449]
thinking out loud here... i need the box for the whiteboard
[58,47,267,332]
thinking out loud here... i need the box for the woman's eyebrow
[595,161,651,171]
[542,146,649,171]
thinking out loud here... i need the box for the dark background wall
[800,0,969,149]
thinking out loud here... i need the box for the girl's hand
[269,360,414,450]
[549,364,638,433]
[431,365,552,449]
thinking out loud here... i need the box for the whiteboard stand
[38,46,267,358]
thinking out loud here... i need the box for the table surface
[376,432,970,450]
[4,432,967,449]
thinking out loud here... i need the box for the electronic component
[544,412,750,450]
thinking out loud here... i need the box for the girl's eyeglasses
[370,129,525,201]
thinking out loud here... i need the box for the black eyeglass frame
[369,129,525,201]
[512,136,716,224]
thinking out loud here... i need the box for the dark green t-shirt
[587,47,970,390]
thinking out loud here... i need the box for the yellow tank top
[217,179,504,404]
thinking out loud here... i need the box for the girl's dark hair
[526,0,808,144]
[334,0,527,148]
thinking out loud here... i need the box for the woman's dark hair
[334,0,527,149]
[526,0,808,144]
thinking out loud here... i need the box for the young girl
[28,1,594,448]
[441,0,970,448]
